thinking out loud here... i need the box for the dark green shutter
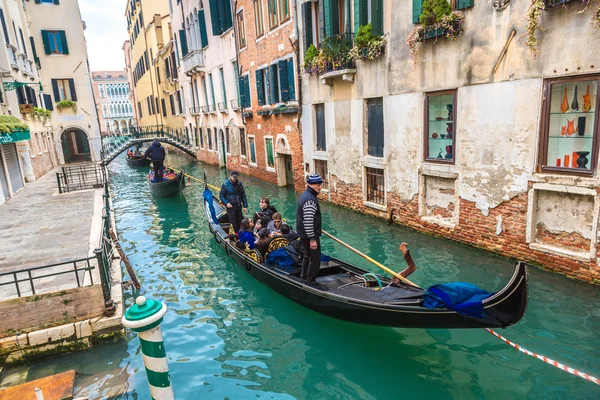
[278,60,289,102]
[0,10,8,45]
[41,30,50,54]
[216,0,226,34]
[59,30,68,54]
[35,0,41,3]
[324,0,338,38]
[43,94,53,110]
[412,0,423,24]
[255,70,264,106]
[179,30,188,56]
[209,0,221,35]
[287,58,295,101]
[198,10,208,47]
[456,0,474,9]
[68,79,77,101]
[223,0,233,30]
[302,3,313,52]
[354,0,368,34]
[318,0,324,42]
[53,0,60,4]
[51,79,60,101]
[269,64,277,104]
[372,0,383,35]
[239,75,247,107]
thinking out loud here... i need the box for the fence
[56,163,107,194]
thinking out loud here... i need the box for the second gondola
[148,168,186,197]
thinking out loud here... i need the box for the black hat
[230,170,239,177]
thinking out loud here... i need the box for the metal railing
[230,98,241,111]
[201,105,209,113]
[190,105,202,115]
[319,32,356,73]
[208,104,216,113]
[57,163,107,194]
[218,102,228,112]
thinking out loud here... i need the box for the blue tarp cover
[423,282,494,319]
[266,248,331,271]
[203,188,219,224]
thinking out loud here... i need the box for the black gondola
[126,155,151,167]
[203,192,528,329]
[148,168,186,197]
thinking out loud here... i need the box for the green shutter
[302,3,313,51]
[287,58,295,101]
[244,75,251,107]
[59,30,68,54]
[198,10,208,47]
[278,60,289,102]
[371,0,383,36]
[216,0,226,34]
[456,0,474,9]
[328,0,339,36]
[255,70,264,106]
[209,0,221,35]
[35,0,41,3]
[266,139,274,166]
[223,0,233,30]
[179,30,188,56]
[239,75,248,107]
[51,79,59,101]
[324,0,332,37]
[318,0,324,42]
[41,30,50,54]
[354,0,368,34]
[68,78,77,101]
[53,0,60,4]
[412,0,423,24]
[268,64,277,104]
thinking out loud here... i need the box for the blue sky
[80,0,129,71]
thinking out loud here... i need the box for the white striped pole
[122,296,174,400]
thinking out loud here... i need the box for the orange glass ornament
[561,87,570,113]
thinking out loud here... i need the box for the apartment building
[91,71,136,134]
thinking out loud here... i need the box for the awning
[0,130,31,144]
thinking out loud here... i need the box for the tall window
[240,127,247,156]
[539,76,599,173]
[219,67,227,106]
[208,127,213,149]
[365,167,384,205]
[199,127,205,147]
[99,85,105,98]
[278,0,290,22]
[255,67,268,106]
[209,0,233,35]
[425,90,456,162]
[52,78,76,101]
[209,73,216,108]
[315,159,328,190]
[366,97,384,157]
[269,63,280,104]
[225,128,231,153]
[265,138,274,168]
[42,30,68,54]
[315,103,326,151]
[268,0,278,28]
[254,0,264,37]
[236,11,246,49]
[249,136,257,163]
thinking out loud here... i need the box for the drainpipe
[292,0,302,134]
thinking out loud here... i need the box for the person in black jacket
[144,140,166,182]
[219,170,248,232]
[296,174,323,286]
[253,197,278,230]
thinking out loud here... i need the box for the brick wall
[28,133,58,179]
[326,174,600,286]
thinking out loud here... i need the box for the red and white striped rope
[485,328,600,385]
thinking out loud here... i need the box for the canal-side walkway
[0,167,102,299]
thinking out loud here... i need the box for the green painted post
[122,296,174,400]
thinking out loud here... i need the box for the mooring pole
[122,296,174,399]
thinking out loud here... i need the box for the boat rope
[166,165,221,191]
[170,168,600,386]
[484,328,600,385]
[362,272,382,287]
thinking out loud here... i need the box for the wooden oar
[166,165,220,191]
[322,230,421,288]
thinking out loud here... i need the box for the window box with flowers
[56,99,77,112]
[407,0,469,64]
[348,24,387,62]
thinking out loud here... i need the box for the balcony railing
[218,102,228,112]
[7,45,18,69]
[230,99,241,111]
[319,32,356,74]
[201,105,209,114]
[190,105,202,115]
[182,49,205,75]
[208,104,216,113]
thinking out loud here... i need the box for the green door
[61,132,71,163]
[220,130,226,168]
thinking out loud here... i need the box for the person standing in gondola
[220,170,248,233]
[296,174,324,288]
[144,139,166,182]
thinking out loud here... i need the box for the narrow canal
[5,153,600,399]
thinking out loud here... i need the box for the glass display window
[425,90,456,163]
[540,76,599,174]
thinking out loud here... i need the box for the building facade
[91,71,136,134]
[174,0,243,168]
[232,0,303,188]
[28,0,101,165]
[298,0,600,284]
[122,40,140,127]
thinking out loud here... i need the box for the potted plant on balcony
[302,44,327,76]
[406,0,464,64]
[33,107,51,124]
[525,0,600,56]
[348,24,387,62]
[56,99,77,112]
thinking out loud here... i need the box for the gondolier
[220,170,248,233]
[296,174,323,286]
[144,140,166,182]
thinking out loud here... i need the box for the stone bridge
[102,125,197,164]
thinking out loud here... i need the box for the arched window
[105,121,111,131]
[102,104,107,117]
[99,85,105,98]
[110,104,115,115]
[118,104,122,114]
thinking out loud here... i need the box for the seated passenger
[134,148,143,157]
[280,223,299,241]
[266,212,283,236]
[235,241,247,251]
[255,228,271,257]
[254,198,278,231]
[238,218,256,249]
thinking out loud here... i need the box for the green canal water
[4,154,600,399]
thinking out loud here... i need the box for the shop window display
[425,90,456,163]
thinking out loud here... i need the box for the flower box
[544,0,571,7]
[418,21,461,42]
[257,109,272,116]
